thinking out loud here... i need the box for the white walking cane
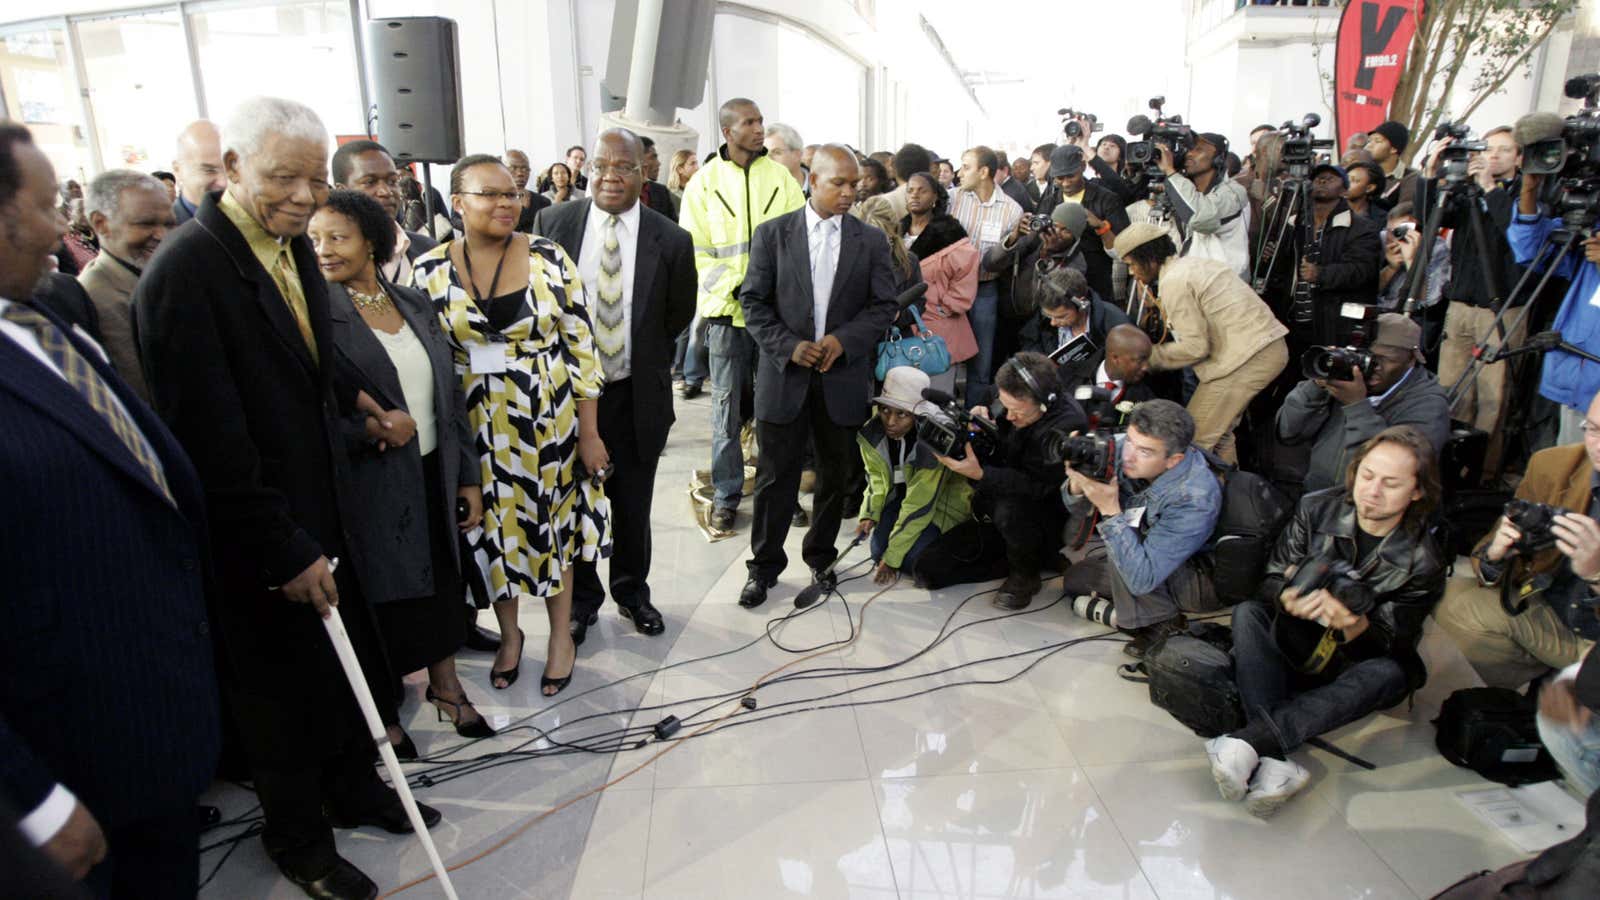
[322,605,460,899]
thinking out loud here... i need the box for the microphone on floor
[794,532,869,609]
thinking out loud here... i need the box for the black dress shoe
[461,608,501,653]
[275,855,377,900]
[792,507,809,527]
[328,799,441,835]
[618,599,666,635]
[1122,615,1187,660]
[569,610,600,647]
[739,576,776,609]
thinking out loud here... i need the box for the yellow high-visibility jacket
[679,145,806,326]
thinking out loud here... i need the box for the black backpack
[1434,687,1559,786]
[1144,633,1247,738]
[1201,456,1293,606]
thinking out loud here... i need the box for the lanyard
[461,232,514,304]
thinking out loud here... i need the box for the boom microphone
[1126,114,1153,137]
[1512,112,1566,150]
[895,283,929,309]
[921,387,958,406]
[1566,74,1600,101]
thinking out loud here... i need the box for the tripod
[1401,175,1508,321]
[1250,175,1314,328]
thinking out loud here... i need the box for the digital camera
[1053,432,1118,480]
[1504,498,1570,555]
[1302,345,1376,382]
[1284,555,1376,617]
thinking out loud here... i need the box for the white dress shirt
[577,200,641,381]
[1095,360,1125,400]
[805,203,841,342]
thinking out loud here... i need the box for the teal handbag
[875,306,951,380]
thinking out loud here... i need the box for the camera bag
[1201,458,1293,606]
[1433,687,1559,786]
[1144,633,1247,738]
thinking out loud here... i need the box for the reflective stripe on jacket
[679,145,806,326]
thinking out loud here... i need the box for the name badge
[469,341,508,374]
[1124,506,1147,528]
[980,220,1004,245]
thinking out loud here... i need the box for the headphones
[1009,360,1057,412]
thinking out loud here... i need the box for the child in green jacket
[857,367,974,585]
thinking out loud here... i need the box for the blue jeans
[675,314,708,386]
[965,280,1000,407]
[1538,709,1600,798]
[706,321,756,510]
[869,487,943,572]
[1228,599,1409,758]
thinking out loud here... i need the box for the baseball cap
[1372,313,1424,363]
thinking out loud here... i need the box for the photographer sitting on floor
[1275,313,1451,494]
[1434,387,1600,690]
[912,352,1086,610]
[856,367,974,586]
[1207,425,1447,818]
[1060,399,1221,658]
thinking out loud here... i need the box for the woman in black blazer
[310,190,494,752]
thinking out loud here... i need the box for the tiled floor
[200,393,1581,899]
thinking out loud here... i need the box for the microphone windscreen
[1303,112,1321,128]
[896,283,929,308]
[1126,115,1152,137]
[1513,112,1565,149]
[921,387,957,405]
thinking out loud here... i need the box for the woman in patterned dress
[413,154,611,697]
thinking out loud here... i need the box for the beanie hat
[1372,121,1411,154]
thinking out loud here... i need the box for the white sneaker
[1204,735,1258,802]
[1244,757,1310,818]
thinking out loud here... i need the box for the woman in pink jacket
[900,172,979,385]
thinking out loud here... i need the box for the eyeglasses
[588,162,640,179]
[1581,420,1600,438]
[458,190,524,203]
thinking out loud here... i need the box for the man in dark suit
[1,121,220,899]
[737,145,900,607]
[504,149,553,234]
[331,140,439,283]
[637,136,677,215]
[535,128,696,644]
[136,97,435,900]
[169,119,225,226]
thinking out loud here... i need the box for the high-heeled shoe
[490,627,525,690]
[426,686,497,739]
[540,637,575,697]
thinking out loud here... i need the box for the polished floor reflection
[200,395,1575,899]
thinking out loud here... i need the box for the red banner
[1333,0,1425,152]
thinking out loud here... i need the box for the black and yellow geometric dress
[413,237,612,603]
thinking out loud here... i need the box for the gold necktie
[271,244,318,362]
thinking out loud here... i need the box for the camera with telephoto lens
[1059,108,1102,140]
[1523,75,1600,233]
[1432,121,1488,186]
[1125,97,1194,188]
[1053,431,1118,480]
[916,390,1000,462]
[1072,593,1119,629]
[1277,113,1336,179]
[1503,498,1571,555]
[1284,555,1377,617]
[1301,345,1376,381]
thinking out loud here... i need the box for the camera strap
[1498,556,1551,617]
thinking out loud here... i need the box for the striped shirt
[950,187,1023,282]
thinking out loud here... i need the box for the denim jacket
[1065,446,1221,595]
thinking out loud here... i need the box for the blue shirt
[1510,212,1600,412]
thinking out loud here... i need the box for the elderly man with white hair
[134,96,436,900]
[765,121,809,192]
[77,169,174,402]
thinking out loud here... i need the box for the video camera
[1126,96,1193,189]
[1059,108,1102,140]
[1301,345,1376,382]
[1431,121,1488,186]
[1523,75,1600,233]
[916,388,1001,462]
[1277,113,1335,179]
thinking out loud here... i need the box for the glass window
[189,1,362,143]
[75,10,198,171]
[0,28,92,185]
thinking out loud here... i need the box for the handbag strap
[906,304,929,334]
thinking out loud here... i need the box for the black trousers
[252,732,394,878]
[749,373,859,579]
[574,378,661,618]
[81,807,198,899]
[912,495,1065,588]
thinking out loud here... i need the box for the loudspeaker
[366,17,464,163]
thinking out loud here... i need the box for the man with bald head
[503,148,551,233]
[170,119,224,225]
[735,144,901,608]
[534,128,696,644]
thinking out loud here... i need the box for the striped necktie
[593,214,626,378]
[3,305,173,505]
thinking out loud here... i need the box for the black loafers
[619,599,666,635]
[328,799,441,835]
[274,855,377,900]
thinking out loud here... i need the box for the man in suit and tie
[535,128,697,644]
[136,97,435,900]
[169,119,225,225]
[737,145,901,608]
[0,121,220,898]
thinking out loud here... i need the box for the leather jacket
[1260,487,1447,688]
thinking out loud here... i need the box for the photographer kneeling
[1434,388,1600,690]
[912,352,1086,609]
[1275,313,1451,494]
[1208,426,1446,818]
[1061,400,1221,657]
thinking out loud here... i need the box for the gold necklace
[349,285,392,314]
